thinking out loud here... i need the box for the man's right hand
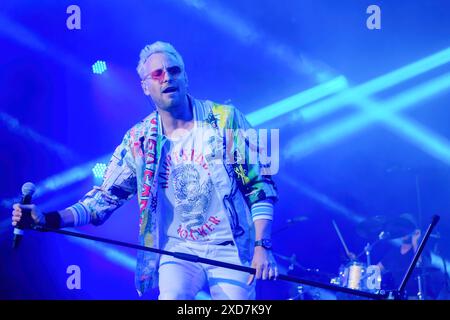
[12,203,46,227]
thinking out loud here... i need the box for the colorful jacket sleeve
[226,105,279,209]
[67,131,137,226]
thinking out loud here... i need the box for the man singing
[12,41,279,299]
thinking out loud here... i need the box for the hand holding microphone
[11,182,45,248]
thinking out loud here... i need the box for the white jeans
[158,240,255,300]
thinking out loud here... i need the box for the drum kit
[277,214,439,300]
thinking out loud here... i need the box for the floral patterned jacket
[68,95,278,296]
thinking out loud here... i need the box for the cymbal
[384,216,416,239]
[273,252,303,269]
[356,215,417,240]
[356,215,387,239]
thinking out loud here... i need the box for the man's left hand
[247,246,278,285]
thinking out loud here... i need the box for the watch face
[262,239,272,249]
[255,239,272,249]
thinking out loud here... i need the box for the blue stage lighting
[246,76,348,126]
[92,163,107,179]
[298,47,450,123]
[92,60,107,74]
[284,72,450,161]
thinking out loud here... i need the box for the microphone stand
[415,174,425,299]
[30,225,392,300]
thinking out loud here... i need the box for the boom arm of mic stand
[32,225,393,300]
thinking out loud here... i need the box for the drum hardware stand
[414,173,429,300]
[357,241,375,266]
[356,231,386,266]
[365,243,371,265]
[416,263,424,300]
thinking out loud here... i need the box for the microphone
[285,216,309,224]
[13,182,36,249]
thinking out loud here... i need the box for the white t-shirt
[158,123,233,245]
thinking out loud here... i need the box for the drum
[347,262,366,290]
[339,261,366,290]
[334,262,382,293]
